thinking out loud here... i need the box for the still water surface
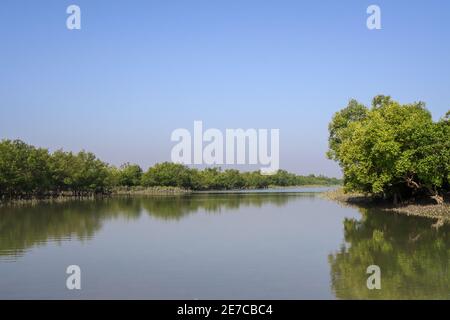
[0,188,449,299]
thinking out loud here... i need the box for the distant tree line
[327,95,450,204]
[0,140,341,199]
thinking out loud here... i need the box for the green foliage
[197,167,222,190]
[327,99,368,161]
[327,96,450,200]
[0,140,109,198]
[117,163,143,187]
[0,140,341,199]
[141,163,341,191]
[141,162,195,188]
[50,150,110,193]
[0,140,52,197]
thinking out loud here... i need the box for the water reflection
[0,193,302,260]
[2,192,449,299]
[329,207,450,299]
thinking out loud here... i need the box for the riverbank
[0,185,339,206]
[323,188,450,226]
[0,187,192,206]
[111,186,191,195]
[114,185,339,195]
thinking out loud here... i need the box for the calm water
[0,188,449,299]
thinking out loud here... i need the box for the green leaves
[117,163,143,187]
[328,97,450,200]
[140,163,340,191]
[0,140,52,196]
[327,99,368,161]
[0,140,341,199]
[0,140,110,197]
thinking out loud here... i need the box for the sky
[1,0,449,178]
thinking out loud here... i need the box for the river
[0,187,449,299]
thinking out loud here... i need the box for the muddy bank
[323,188,450,226]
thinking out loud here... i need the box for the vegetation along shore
[325,95,450,224]
[0,139,340,203]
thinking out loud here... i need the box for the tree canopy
[0,139,341,199]
[328,95,450,202]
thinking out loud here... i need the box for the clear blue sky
[1,0,449,177]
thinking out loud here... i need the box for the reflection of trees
[0,193,299,259]
[142,193,296,220]
[329,208,450,299]
[0,199,143,259]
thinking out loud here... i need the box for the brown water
[0,188,449,299]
